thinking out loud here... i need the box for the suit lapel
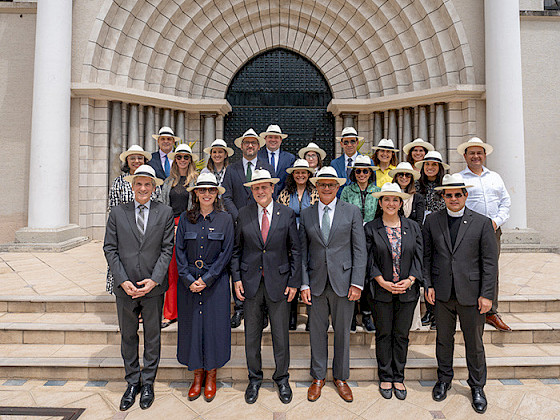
[234,161,251,198]
[124,202,143,244]
[264,202,281,247]
[310,204,326,246]
[248,202,264,247]
[437,210,453,253]
[327,200,344,245]
[375,218,391,252]
[452,209,473,253]
[143,201,159,242]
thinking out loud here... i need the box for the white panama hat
[372,138,399,152]
[310,166,347,186]
[336,126,364,141]
[456,137,494,156]
[414,150,450,170]
[234,128,266,149]
[347,154,379,170]
[168,143,199,161]
[119,145,151,163]
[403,138,435,155]
[151,126,181,143]
[434,173,474,191]
[124,164,164,186]
[298,142,327,160]
[260,124,288,139]
[203,139,234,157]
[186,172,225,195]
[243,169,280,187]
[388,162,421,181]
[371,182,411,200]
[286,159,315,175]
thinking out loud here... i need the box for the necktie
[246,161,252,182]
[270,152,276,173]
[164,155,170,178]
[261,208,270,243]
[346,157,352,178]
[136,204,146,236]
[321,206,331,242]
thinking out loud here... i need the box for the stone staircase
[0,295,559,382]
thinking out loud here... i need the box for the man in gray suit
[104,164,174,411]
[423,173,498,414]
[299,166,367,403]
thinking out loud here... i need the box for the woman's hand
[393,279,413,294]
[189,277,207,293]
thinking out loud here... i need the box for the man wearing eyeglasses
[330,127,373,197]
[422,173,498,414]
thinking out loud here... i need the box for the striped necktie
[261,208,270,242]
[321,206,331,242]
[136,204,146,236]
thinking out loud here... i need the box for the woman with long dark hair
[403,138,434,171]
[372,139,399,187]
[388,162,425,226]
[201,139,234,185]
[175,172,234,403]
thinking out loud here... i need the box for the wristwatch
[408,278,415,289]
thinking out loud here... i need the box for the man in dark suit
[231,169,301,405]
[258,124,296,193]
[299,166,367,403]
[222,128,275,328]
[423,173,498,414]
[148,126,180,180]
[103,164,174,411]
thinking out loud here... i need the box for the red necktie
[261,208,270,243]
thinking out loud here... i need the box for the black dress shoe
[393,384,407,400]
[378,384,392,399]
[277,381,293,404]
[362,315,375,332]
[421,310,434,326]
[350,316,357,333]
[289,312,297,330]
[432,381,451,402]
[245,382,261,404]
[471,386,487,414]
[119,383,141,411]
[139,384,154,410]
[430,319,437,330]
[231,310,243,328]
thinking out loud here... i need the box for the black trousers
[435,297,487,388]
[244,281,290,384]
[116,293,164,386]
[488,228,501,315]
[372,296,416,383]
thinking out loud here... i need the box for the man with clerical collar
[422,173,498,414]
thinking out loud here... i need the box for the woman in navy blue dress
[175,173,234,402]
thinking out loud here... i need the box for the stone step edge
[502,244,559,253]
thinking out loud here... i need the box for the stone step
[1,312,559,346]
[1,294,559,313]
[502,244,559,253]
[0,343,557,381]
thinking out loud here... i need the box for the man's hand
[189,277,207,293]
[492,220,497,231]
[425,287,436,305]
[301,288,311,305]
[121,280,141,298]
[478,296,492,314]
[285,286,297,302]
[347,285,362,301]
[234,281,245,301]
[134,279,158,297]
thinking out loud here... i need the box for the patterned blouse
[385,226,402,283]
[415,180,445,214]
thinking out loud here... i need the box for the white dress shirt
[344,152,358,167]
[257,200,274,229]
[242,157,258,175]
[460,166,511,227]
[134,199,151,232]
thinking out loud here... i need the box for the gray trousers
[309,282,354,381]
[488,227,502,315]
[244,281,290,384]
[116,294,164,386]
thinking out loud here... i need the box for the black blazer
[422,207,498,306]
[231,201,302,302]
[407,193,426,226]
[364,217,423,303]
[148,151,167,180]
[222,159,275,221]
[257,148,296,193]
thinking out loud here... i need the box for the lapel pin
[404,231,407,235]
[209,227,215,231]
[276,211,280,216]
[463,220,467,223]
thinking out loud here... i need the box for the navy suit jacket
[257,148,296,193]
[148,151,167,180]
[330,152,374,197]
[222,159,275,221]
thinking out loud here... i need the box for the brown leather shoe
[188,369,205,401]
[333,379,353,402]
[486,314,512,332]
[204,369,217,402]
[307,379,325,402]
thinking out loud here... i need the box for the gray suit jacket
[422,207,498,306]
[103,200,175,299]
[299,200,367,297]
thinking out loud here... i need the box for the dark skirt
[176,271,231,371]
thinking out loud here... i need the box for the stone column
[434,103,447,162]
[485,0,527,229]
[418,106,429,142]
[176,111,185,143]
[402,108,413,161]
[127,104,139,147]
[373,112,383,145]
[16,0,83,247]
[202,114,216,150]
[342,114,356,129]
[388,109,397,141]
[144,106,155,152]
[109,102,123,184]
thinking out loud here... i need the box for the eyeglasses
[197,188,218,194]
[175,155,191,161]
[316,182,339,190]
[242,140,259,146]
[128,156,145,161]
[342,139,357,145]
[397,173,412,178]
[443,192,464,199]
[354,169,371,175]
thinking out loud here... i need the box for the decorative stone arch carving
[82,0,475,100]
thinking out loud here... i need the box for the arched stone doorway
[224,48,335,163]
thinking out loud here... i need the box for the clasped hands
[190,277,207,293]
[378,276,413,294]
[121,279,157,298]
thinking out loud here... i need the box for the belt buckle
[195,260,204,269]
